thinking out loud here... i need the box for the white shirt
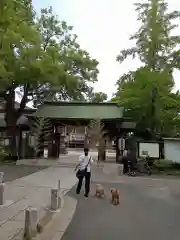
[123,150,128,157]
[78,154,93,172]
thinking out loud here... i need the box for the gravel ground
[0,164,47,182]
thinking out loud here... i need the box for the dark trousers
[122,156,128,174]
[76,172,91,196]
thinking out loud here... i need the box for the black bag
[76,156,91,179]
[76,169,86,178]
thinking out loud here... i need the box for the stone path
[62,167,180,240]
[0,166,77,239]
[16,148,116,168]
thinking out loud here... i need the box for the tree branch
[43,33,60,51]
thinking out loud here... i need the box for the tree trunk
[98,149,105,161]
[5,89,19,158]
[4,85,29,159]
[84,133,89,149]
[97,141,106,162]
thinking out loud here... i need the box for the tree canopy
[117,0,180,71]
[33,7,99,105]
[89,91,108,103]
[0,0,99,153]
[114,0,180,137]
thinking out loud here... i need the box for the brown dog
[110,188,120,205]
[95,184,105,198]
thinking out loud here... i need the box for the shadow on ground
[0,164,47,182]
[62,180,180,240]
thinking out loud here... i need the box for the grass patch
[153,160,180,175]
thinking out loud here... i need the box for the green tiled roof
[32,101,123,120]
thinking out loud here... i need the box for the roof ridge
[43,101,120,106]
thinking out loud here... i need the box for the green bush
[153,160,173,171]
[153,159,180,172]
[0,145,9,162]
[171,162,180,170]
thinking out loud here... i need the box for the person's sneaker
[84,194,88,198]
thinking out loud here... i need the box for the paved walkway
[0,166,77,239]
[62,167,180,240]
[16,148,116,167]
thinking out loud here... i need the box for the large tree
[0,0,47,152]
[0,2,99,154]
[89,91,108,103]
[114,0,180,137]
[33,7,99,105]
[114,67,180,136]
[117,0,180,72]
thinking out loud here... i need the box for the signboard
[118,138,125,150]
[139,142,159,158]
[70,134,84,141]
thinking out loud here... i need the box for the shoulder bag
[76,156,91,179]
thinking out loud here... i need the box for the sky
[32,0,180,99]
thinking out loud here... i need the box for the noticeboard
[139,142,160,158]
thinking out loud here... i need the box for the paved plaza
[1,153,180,240]
[62,167,180,240]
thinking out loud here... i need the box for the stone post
[0,172,4,183]
[24,208,38,239]
[0,183,4,205]
[58,180,61,191]
[31,208,38,237]
[59,134,67,154]
[58,180,62,209]
[51,188,59,211]
[118,164,124,176]
[24,209,31,238]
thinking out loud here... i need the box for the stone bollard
[58,193,63,209]
[118,164,124,175]
[24,208,38,239]
[57,180,62,208]
[0,172,4,183]
[51,188,59,211]
[0,183,4,205]
[58,180,61,191]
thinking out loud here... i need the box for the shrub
[153,159,173,172]
[0,145,8,162]
[171,162,180,170]
[153,159,180,172]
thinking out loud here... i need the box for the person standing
[75,148,93,197]
[122,148,128,174]
[123,149,128,157]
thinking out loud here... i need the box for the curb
[11,196,65,240]
[34,195,77,240]
[10,184,78,240]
